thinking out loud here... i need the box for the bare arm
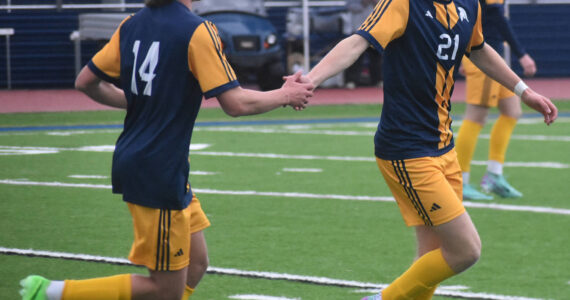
[470,43,557,125]
[307,34,370,87]
[216,72,314,117]
[75,66,127,109]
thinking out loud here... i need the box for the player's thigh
[497,94,522,118]
[127,203,192,272]
[464,59,502,108]
[375,152,465,227]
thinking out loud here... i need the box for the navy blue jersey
[356,0,484,160]
[480,0,525,57]
[89,1,238,209]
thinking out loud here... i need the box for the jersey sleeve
[355,0,409,53]
[188,21,239,99]
[88,16,131,84]
[466,2,485,54]
[486,4,526,57]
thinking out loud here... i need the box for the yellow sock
[415,285,437,300]
[181,286,195,299]
[62,274,131,300]
[489,114,517,164]
[455,119,483,173]
[381,249,455,300]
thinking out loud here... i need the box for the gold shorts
[127,195,210,271]
[376,150,465,227]
[463,57,515,107]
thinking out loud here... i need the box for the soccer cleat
[480,172,523,198]
[19,275,50,300]
[463,183,493,200]
[361,293,382,300]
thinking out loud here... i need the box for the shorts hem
[191,220,211,234]
[129,258,190,272]
[404,207,466,227]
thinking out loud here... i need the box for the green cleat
[463,183,493,200]
[19,275,50,300]
[480,172,523,198]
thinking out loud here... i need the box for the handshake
[281,71,315,111]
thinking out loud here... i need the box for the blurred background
[1,0,569,91]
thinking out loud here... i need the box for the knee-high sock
[455,120,483,175]
[415,285,437,300]
[62,274,131,300]
[489,114,517,165]
[181,286,195,299]
[381,249,455,300]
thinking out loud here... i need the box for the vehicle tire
[257,61,285,91]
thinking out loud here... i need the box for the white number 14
[131,40,160,96]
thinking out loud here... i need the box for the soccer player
[19,0,313,300]
[455,0,537,200]
[297,0,557,299]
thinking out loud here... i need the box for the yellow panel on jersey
[434,1,459,30]
[90,16,132,80]
[467,2,484,53]
[486,0,505,5]
[358,0,409,49]
[435,63,455,149]
[188,21,237,97]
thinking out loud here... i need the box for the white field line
[228,295,300,300]
[0,145,567,169]
[191,151,569,169]
[0,247,544,300]
[1,179,569,216]
[195,126,570,142]
[282,168,323,173]
[69,175,108,179]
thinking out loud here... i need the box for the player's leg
[481,94,523,198]
[364,151,479,300]
[131,268,188,300]
[412,226,441,300]
[455,58,494,200]
[21,204,192,300]
[182,195,211,299]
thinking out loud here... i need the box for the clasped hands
[281,71,315,111]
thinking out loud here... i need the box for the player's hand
[521,88,558,125]
[458,64,466,76]
[282,71,314,111]
[519,54,537,77]
[283,73,314,87]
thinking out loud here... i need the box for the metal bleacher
[1,0,570,89]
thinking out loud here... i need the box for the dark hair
[145,0,175,7]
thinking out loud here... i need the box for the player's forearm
[307,35,368,87]
[469,43,521,92]
[75,66,127,109]
[218,87,287,117]
[83,82,127,109]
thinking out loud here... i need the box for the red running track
[0,78,568,114]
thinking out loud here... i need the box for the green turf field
[1,102,569,300]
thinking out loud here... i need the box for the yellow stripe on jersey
[467,2,484,52]
[359,0,409,49]
[90,15,132,79]
[434,1,459,30]
[486,0,504,5]
[434,63,455,149]
[188,22,237,95]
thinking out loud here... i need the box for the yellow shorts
[376,150,465,227]
[463,57,515,107]
[127,195,210,271]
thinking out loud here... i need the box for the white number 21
[131,40,160,96]
[437,34,459,61]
